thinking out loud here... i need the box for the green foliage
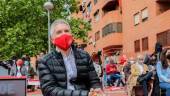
[69,18,91,42]
[0,0,91,60]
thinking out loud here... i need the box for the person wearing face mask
[23,59,36,92]
[136,55,154,96]
[123,57,135,83]
[127,55,150,96]
[10,59,26,77]
[38,19,102,96]
[23,60,35,79]
[91,53,102,80]
[156,48,170,96]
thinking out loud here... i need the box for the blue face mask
[24,61,29,66]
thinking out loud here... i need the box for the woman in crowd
[156,48,170,96]
[127,55,149,96]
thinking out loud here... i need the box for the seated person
[123,57,135,83]
[157,48,170,96]
[106,63,124,86]
[127,55,152,96]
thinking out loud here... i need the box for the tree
[0,0,91,60]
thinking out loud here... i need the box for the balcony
[156,0,170,15]
[156,0,170,2]
[102,0,119,15]
[97,32,123,56]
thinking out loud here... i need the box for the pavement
[27,86,127,96]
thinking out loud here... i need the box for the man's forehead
[54,23,70,29]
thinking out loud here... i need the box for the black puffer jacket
[38,46,101,96]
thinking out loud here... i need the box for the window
[94,0,98,5]
[134,12,140,25]
[102,22,122,37]
[95,31,100,41]
[157,30,170,46]
[142,37,149,51]
[94,10,100,22]
[102,23,114,37]
[87,2,92,13]
[134,40,140,52]
[141,8,148,22]
[117,22,122,32]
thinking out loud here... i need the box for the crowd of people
[90,42,170,96]
[0,19,170,96]
[0,53,45,92]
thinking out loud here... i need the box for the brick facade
[73,0,170,58]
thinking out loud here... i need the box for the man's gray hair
[50,19,71,36]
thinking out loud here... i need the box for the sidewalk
[27,86,127,96]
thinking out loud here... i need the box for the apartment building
[74,0,170,58]
[74,0,123,57]
[122,0,170,57]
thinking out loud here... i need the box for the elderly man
[38,19,102,96]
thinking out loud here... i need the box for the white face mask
[130,61,135,64]
[139,60,143,64]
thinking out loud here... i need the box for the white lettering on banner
[0,83,15,95]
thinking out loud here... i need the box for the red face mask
[16,59,24,66]
[53,34,73,51]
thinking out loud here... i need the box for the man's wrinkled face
[51,23,71,40]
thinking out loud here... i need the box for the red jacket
[106,64,117,75]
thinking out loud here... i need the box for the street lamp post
[43,1,54,53]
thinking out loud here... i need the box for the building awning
[103,45,122,56]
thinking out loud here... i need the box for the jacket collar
[53,44,78,57]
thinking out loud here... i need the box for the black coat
[38,46,101,96]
